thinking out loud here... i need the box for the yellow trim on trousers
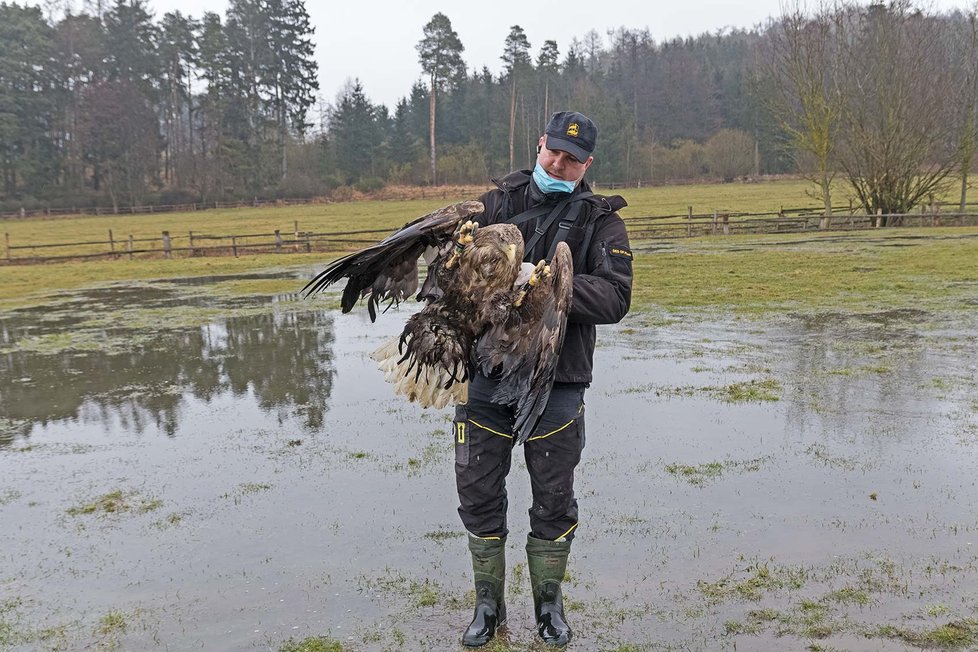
[469,419,513,439]
[525,417,576,442]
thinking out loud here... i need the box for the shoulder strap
[544,201,586,262]
[509,192,593,263]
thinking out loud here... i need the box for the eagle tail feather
[371,335,468,409]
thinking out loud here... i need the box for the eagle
[302,201,573,443]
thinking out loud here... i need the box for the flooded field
[1,273,977,651]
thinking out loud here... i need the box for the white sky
[47,0,974,108]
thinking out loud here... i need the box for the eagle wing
[475,242,574,443]
[301,200,485,321]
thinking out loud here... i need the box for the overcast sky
[47,0,973,108]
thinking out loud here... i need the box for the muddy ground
[1,273,977,651]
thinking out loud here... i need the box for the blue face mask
[532,163,577,194]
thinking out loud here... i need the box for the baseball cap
[543,111,597,162]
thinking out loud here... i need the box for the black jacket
[474,170,633,384]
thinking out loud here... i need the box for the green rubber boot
[461,534,507,647]
[526,534,572,647]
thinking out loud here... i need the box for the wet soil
[1,276,977,650]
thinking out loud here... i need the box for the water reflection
[0,295,335,445]
[779,310,962,443]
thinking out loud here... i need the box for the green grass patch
[698,562,808,603]
[96,609,127,636]
[423,528,463,542]
[873,619,978,649]
[357,571,457,611]
[625,378,781,403]
[67,489,162,516]
[0,490,22,507]
[631,227,978,314]
[666,457,769,486]
[823,586,873,606]
[713,379,782,402]
[278,636,348,652]
[666,461,724,485]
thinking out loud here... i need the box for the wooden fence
[622,207,978,240]
[1,222,393,263]
[4,209,978,265]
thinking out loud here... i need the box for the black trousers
[454,374,586,542]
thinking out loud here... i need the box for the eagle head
[465,224,524,287]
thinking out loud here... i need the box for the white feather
[371,334,468,408]
[514,262,535,287]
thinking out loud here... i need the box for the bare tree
[757,2,841,225]
[952,4,978,212]
[834,1,960,221]
[704,129,756,179]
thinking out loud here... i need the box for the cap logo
[566,123,580,137]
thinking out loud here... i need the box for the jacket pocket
[598,240,611,274]
[454,405,470,467]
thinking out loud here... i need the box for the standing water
[1,277,977,650]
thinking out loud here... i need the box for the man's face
[536,136,593,184]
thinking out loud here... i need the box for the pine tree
[329,80,382,183]
[0,3,57,198]
[501,25,531,170]
[265,0,318,180]
[416,12,465,184]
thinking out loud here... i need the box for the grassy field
[2,178,975,314]
[0,179,821,250]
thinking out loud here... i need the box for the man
[455,111,633,647]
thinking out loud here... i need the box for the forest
[1,0,976,215]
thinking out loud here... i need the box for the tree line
[1,0,976,215]
[0,0,317,211]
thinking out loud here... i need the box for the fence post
[722,213,730,236]
[305,232,312,253]
[687,206,692,237]
[875,209,882,228]
[189,230,195,255]
[275,229,282,251]
[711,210,718,235]
[162,231,172,259]
[4,233,9,261]
[108,229,115,258]
[128,234,134,260]
[294,220,300,252]
[232,235,238,257]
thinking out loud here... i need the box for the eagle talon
[528,259,550,286]
[514,260,552,306]
[445,221,478,270]
[454,220,477,245]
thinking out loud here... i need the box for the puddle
[1,283,977,650]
